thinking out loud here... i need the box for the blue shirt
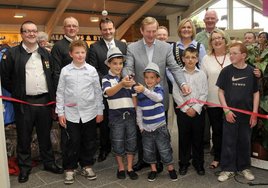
[56,62,104,123]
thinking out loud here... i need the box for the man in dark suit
[1,21,63,183]
[89,18,127,162]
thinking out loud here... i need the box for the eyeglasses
[212,37,224,41]
[64,25,78,29]
[22,30,38,34]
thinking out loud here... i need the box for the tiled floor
[9,107,268,187]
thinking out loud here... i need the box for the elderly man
[1,21,63,183]
[123,16,190,172]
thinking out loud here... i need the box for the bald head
[204,10,218,33]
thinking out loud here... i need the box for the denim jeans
[109,112,137,156]
[142,125,173,165]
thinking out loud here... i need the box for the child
[134,62,178,182]
[216,42,259,182]
[56,40,104,184]
[102,47,138,180]
[173,47,208,176]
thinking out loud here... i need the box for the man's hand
[249,114,257,128]
[225,110,236,123]
[181,84,191,96]
[253,68,261,78]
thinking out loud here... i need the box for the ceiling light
[14,13,26,18]
[90,16,99,22]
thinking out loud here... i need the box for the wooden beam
[116,0,158,40]
[45,0,72,37]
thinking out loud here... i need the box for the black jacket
[1,43,56,102]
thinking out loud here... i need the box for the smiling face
[100,21,115,42]
[180,21,193,40]
[141,22,158,46]
[157,28,168,41]
[144,72,160,89]
[211,32,226,51]
[20,23,38,46]
[108,57,124,77]
[183,51,198,71]
[63,17,79,39]
[204,10,218,32]
[69,46,86,66]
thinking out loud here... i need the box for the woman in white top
[201,29,231,169]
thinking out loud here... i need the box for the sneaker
[64,171,75,184]
[218,171,235,182]
[80,167,97,180]
[117,170,126,179]
[127,170,138,180]
[148,171,157,182]
[241,169,255,181]
[168,169,178,181]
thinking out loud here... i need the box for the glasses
[212,37,224,41]
[22,30,38,34]
[64,25,78,29]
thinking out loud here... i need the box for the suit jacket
[123,39,186,111]
[88,38,127,79]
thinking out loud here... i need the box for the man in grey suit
[123,16,190,172]
[89,18,127,162]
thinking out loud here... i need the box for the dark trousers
[136,111,168,163]
[207,107,223,161]
[98,99,111,153]
[221,120,252,172]
[14,94,54,174]
[62,118,97,170]
[176,109,205,167]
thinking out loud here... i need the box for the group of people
[0,8,266,185]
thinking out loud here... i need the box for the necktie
[108,42,112,49]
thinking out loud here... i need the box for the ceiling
[0,0,264,37]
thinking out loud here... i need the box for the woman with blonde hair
[201,29,231,169]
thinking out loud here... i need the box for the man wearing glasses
[51,16,89,86]
[0,21,63,183]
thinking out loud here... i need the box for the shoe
[241,169,255,181]
[195,166,205,176]
[156,162,163,173]
[168,169,178,181]
[98,151,108,162]
[179,165,188,175]
[117,170,126,179]
[64,171,75,184]
[127,170,138,180]
[133,161,150,171]
[44,163,64,174]
[80,167,97,180]
[18,172,29,183]
[218,171,235,182]
[148,171,157,182]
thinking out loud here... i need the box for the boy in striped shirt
[102,47,138,180]
[134,62,177,182]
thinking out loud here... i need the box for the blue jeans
[109,112,137,156]
[142,125,173,165]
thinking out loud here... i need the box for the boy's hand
[225,110,236,123]
[134,83,145,93]
[58,115,67,128]
[186,107,196,117]
[96,115,104,123]
[181,84,191,96]
[121,75,136,88]
[249,115,257,128]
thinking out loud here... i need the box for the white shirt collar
[22,43,38,53]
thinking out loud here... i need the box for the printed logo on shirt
[231,76,247,82]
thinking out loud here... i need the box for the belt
[26,93,49,99]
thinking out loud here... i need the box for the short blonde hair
[207,29,230,55]
[63,17,79,27]
[177,18,196,39]
[140,17,159,31]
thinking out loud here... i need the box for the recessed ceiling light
[14,13,26,18]
[90,16,99,22]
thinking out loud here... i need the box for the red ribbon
[177,98,268,119]
[0,96,76,107]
